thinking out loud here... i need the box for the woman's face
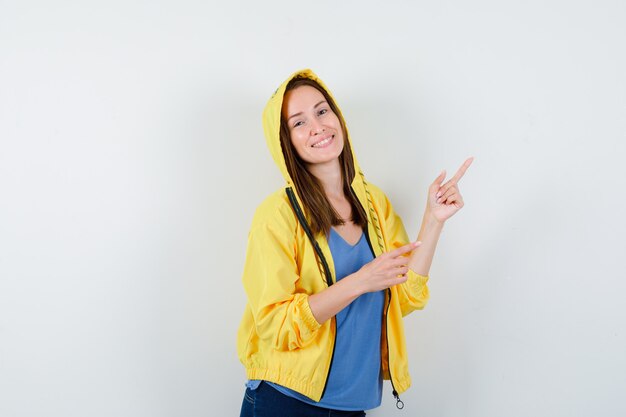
[282,85,344,167]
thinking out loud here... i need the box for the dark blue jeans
[239,381,367,417]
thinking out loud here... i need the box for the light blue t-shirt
[246,226,385,411]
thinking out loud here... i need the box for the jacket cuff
[407,268,429,289]
[298,294,322,334]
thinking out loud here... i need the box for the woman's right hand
[353,241,422,294]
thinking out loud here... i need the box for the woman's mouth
[311,135,334,148]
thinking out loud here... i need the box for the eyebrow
[287,100,327,122]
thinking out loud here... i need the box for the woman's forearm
[308,234,422,325]
[408,208,444,276]
[308,234,437,326]
[307,209,444,325]
[307,274,364,325]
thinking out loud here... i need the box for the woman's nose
[309,118,325,135]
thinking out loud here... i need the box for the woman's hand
[308,241,422,324]
[427,157,474,223]
[353,241,422,294]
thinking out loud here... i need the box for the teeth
[312,136,333,148]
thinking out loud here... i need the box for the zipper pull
[392,389,405,409]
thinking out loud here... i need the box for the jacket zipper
[319,316,336,400]
[363,225,405,410]
[350,184,405,409]
[319,239,336,402]
[385,288,405,410]
[285,187,337,401]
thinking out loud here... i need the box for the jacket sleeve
[379,189,430,317]
[241,215,322,351]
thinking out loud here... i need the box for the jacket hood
[261,68,362,191]
[260,69,385,256]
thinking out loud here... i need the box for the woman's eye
[293,121,304,128]
[318,108,328,115]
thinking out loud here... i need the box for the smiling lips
[311,135,334,148]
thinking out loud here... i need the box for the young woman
[237,69,473,416]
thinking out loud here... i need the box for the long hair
[279,77,368,238]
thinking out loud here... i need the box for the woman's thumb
[432,169,446,187]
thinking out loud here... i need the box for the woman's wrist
[344,270,367,297]
[407,208,445,276]
[423,207,445,228]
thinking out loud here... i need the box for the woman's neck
[307,159,344,200]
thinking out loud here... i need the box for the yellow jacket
[236,69,430,404]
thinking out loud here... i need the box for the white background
[1,1,625,416]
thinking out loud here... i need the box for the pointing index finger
[451,156,474,183]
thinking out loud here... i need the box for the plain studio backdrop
[1,1,625,416]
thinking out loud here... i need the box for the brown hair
[280,77,368,238]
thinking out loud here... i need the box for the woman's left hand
[427,157,474,223]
